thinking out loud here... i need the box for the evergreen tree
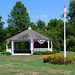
[36,20,46,30]
[7,1,30,36]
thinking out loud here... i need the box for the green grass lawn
[0,51,75,75]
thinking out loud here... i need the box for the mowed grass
[0,51,75,75]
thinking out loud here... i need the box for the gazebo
[6,27,52,55]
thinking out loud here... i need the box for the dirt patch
[17,71,40,75]
[47,70,72,75]
[0,67,72,75]
[7,68,40,75]
[0,63,13,68]
[0,65,4,67]
[7,69,21,72]
[9,55,43,62]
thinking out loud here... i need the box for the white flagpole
[64,1,66,61]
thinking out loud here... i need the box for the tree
[66,0,75,52]
[47,18,57,30]
[30,22,37,30]
[36,20,46,30]
[0,16,5,51]
[0,16,4,44]
[66,25,75,38]
[66,36,75,52]
[47,19,64,50]
[67,0,75,26]
[7,1,30,36]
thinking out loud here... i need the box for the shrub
[43,54,72,65]
[33,50,60,55]
[51,54,64,65]
[1,51,11,55]
[52,50,56,54]
[43,55,52,63]
[71,56,75,61]
[6,52,11,55]
[52,50,60,54]
[43,51,52,55]
[33,51,43,55]
[33,51,52,55]
[65,56,72,65]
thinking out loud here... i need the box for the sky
[0,0,70,28]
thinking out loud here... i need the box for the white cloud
[41,15,47,18]
[34,15,48,18]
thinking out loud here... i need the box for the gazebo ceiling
[6,27,51,41]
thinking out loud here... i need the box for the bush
[33,51,43,55]
[33,51,52,55]
[71,56,75,61]
[65,56,72,65]
[43,54,72,65]
[44,51,52,55]
[33,50,60,55]
[1,51,11,55]
[52,50,56,54]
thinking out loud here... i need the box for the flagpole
[64,1,66,61]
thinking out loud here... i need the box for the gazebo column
[11,41,15,55]
[48,40,53,51]
[48,41,50,51]
[30,39,34,54]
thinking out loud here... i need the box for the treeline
[0,1,75,52]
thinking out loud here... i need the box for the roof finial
[28,26,32,29]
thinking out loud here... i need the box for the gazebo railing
[14,49,31,53]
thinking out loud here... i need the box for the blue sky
[0,0,70,28]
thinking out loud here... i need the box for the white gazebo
[6,27,53,55]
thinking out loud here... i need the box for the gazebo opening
[14,42,31,53]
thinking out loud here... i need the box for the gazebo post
[48,41,50,51]
[48,40,53,51]
[31,39,34,54]
[11,41,15,55]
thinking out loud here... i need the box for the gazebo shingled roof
[6,28,51,41]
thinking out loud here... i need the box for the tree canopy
[7,1,30,37]
[67,0,75,26]
[0,16,4,44]
[36,20,46,30]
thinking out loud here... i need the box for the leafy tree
[30,22,37,30]
[66,0,75,52]
[67,0,75,26]
[0,16,5,51]
[47,19,64,50]
[66,36,75,51]
[47,18,60,30]
[7,1,30,36]
[0,16,4,44]
[36,20,46,30]
[66,25,75,38]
